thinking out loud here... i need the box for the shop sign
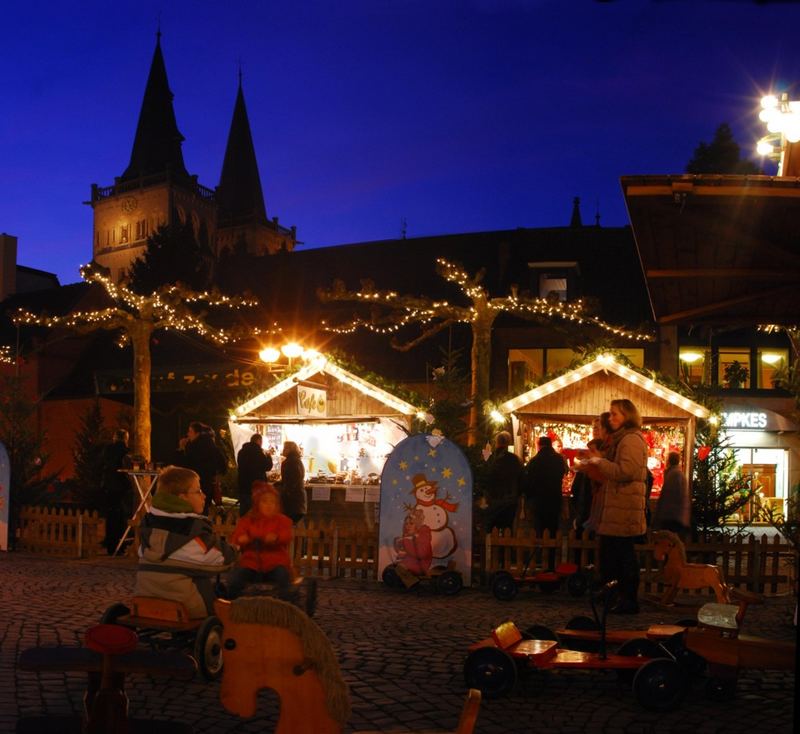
[297,386,326,416]
[722,411,768,429]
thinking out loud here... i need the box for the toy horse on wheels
[652,530,729,605]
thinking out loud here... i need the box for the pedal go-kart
[489,559,590,601]
[464,582,688,710]
[382,560,463,595]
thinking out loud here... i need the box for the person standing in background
[277,441,306,525]
[236,433,273,516]
[652,451,691,540]
[483,431,523,532]
[101,428,131,554]
[176,421,227,514]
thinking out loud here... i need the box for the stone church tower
[90,34,295,282]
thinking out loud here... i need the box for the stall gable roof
[232,355,419,419]
[499,355,710,419]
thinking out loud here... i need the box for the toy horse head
[215,597,350,734]
[652,530,686,563]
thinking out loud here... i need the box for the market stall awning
[621,174,800,327]
[231,354,419,421]
[499,354,710,421]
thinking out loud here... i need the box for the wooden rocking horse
[652,530,729,605]
[215,597,349,734]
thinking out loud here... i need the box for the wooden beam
[657,284,798,325]
[647,269,799,279]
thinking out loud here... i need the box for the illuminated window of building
[539,275,567,301]
[757,348,788,388]
[719,348,751,389]
[528,261,578,302]
[679,348,708,387]
[120,225,129,244]
[135,219,148,240]
[508,349,543,392]
[545,348,578,373]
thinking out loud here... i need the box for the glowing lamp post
[757,93,800,175]
[259,341,315,370]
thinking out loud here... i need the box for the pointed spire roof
[217,75,267,224]
[121,33,189,182]
[570,196,583,228]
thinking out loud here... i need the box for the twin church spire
[91,33,293,282]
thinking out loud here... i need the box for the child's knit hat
[251,481,280,511]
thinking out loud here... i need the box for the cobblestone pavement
[1,553,796,734]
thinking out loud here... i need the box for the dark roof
[120,34,190,183]
[622,174,800,327]
[16,265,60,293]
[216,81,268,226]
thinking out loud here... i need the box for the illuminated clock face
[121,197,138,213]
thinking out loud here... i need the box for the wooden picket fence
[14,505,797,596]
[483,527,797,596]
[16,506,106,558]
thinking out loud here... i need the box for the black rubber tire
[633,658,688,711]
[705,676,738,701]
[566,571,589,597]
[463,647,518,699]
[436,570,463,596]
[100,603,131,625]
[491,572,518,601]
[194,615,224,680]
[617,637,663,685]
[565,615,599,631]
[661,632,707,677]
[381,564,403,589]
[523,624,559,642]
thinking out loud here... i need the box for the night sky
[3,0,800,285]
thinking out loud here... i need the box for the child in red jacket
[225,481,293,599]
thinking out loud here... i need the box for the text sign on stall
[378,432,473,585]
[297,386,327,417]
[0,441,9,551]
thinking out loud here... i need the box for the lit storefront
[499,355,710,497]
[229,354,419,527]
[719,403,799,523]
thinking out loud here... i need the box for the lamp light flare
[259,346,281,363]
[281,342,303,359]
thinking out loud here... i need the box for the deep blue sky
[3,1,800,285]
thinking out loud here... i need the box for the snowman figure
[410,473,458,559]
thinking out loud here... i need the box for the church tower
[90,34,216,282]
[216,74,295,255]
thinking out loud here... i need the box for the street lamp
[756,92,800,173]
[259,342,317,371]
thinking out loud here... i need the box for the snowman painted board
[379,432,472,585]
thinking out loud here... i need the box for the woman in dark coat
[176,421,227,514]
[278,441,306,524]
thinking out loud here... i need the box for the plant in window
[723,360,749,389]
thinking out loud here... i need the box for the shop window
[508,349,543,392]
[679,348,709,387]
[757,348,788,388]
[719,348,751,389]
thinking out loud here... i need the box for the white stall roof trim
[231,355,418,419]
[499,354,710,419]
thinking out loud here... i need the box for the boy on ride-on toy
[225,481,294,600]
[135,465,237,618]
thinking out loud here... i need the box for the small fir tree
[71,399,109,509]
[692,420,756,541]
[686,123,760,175]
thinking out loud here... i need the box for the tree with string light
[318,257,652,444]
[13,262,257,462]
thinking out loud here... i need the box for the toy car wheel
[491,571,518,601]
[565,615,599,631]
[633,658,687,711]
[661,632,706,677]
[194,615,224,680]
[705,676,737,701]
[436,570,463,596]
[382,564,403,589]
[566,570,589,597]
[617,637,663,685]
[523,624,559,642]
[100,603,130,625]
[463,647,517,698]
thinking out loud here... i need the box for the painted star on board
[441,467,453,478]
[457,477,466,486]
[399,460,408,470]
[428,449,437,457]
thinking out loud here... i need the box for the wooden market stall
[229,354,419,528]
[499,354,710,494]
